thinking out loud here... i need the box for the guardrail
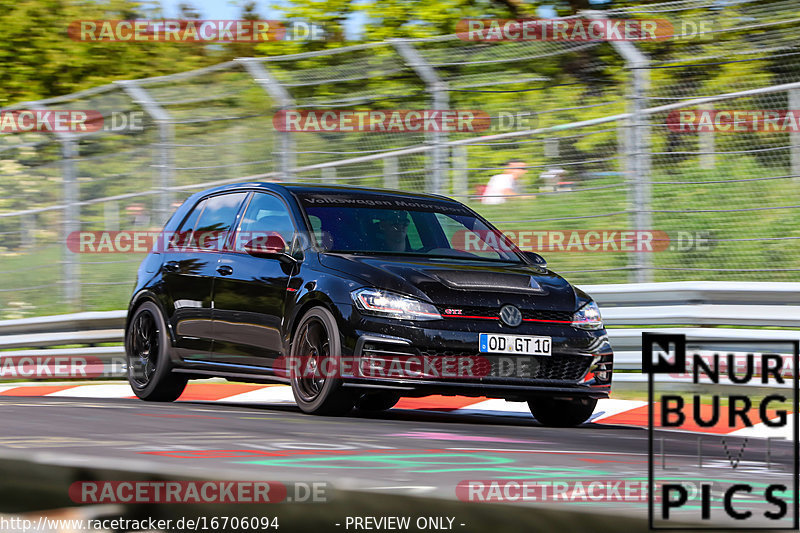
[0,310,127,378]
[580,281,800,373]
[0,282,797,379]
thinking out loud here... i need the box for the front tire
[126,301,187,402]
[289,307,354,416]
[528,397,597,427]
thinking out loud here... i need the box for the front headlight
[572,301,603,330]
[352,288,441,321]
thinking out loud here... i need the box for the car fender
[127,288,178,347]
[285,269,360,356]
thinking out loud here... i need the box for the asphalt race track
[0,390,796,528]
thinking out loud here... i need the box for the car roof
[196,181,461,204]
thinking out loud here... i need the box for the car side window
[233,192,296,252]
[190,192,248,250]
[168,198,206,250]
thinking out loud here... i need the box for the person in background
[481,159,529,205]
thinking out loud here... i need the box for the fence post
[20,213,35,249]
[629,58,652,283]
[585,11,652,283]
[321,167,337,184]
[544,138,559,159]
[451,145,468,198]
[104,200,120,232]
[117,80,174,225]
[617,118,631,174]
[698,103,715,169]
[383,156,399,189]
[390,39,449,195]
[237,58,295,180]
[60,136,80,309]
[790,89,800,178]
[30,103,80,309]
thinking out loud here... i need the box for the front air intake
[432,271,544,292]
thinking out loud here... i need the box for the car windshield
[295,192,522,262]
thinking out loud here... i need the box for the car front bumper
[336,307,613,401]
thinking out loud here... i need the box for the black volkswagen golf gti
[125,182,612,426]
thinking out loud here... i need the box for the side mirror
[523,251,547,269]
[243,234,292,262]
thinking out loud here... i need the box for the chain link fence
[0,0,799,318]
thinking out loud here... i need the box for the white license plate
[479,333,551,355]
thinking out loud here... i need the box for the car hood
[319,253,578,311]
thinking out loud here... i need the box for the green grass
[0,245,141,318]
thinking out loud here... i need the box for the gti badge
[499,304,522,327]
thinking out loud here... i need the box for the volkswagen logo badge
[499,305,522,327]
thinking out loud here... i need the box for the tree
[0,0,225,104]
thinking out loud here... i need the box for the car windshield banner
[295,192,472,215]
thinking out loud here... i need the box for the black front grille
[418,349,592,382]
[437,305,573,323]
[437,305,498,317]
[522,310,574,322]
[528,354,592,381]
[361,342,417,358]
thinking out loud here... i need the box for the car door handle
[216,265,233,276]
[163,260,180,272]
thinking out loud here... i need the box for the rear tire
[126,301,187,402]
[289,307,354,416]
[355,392,401,412]
[528,397,597,427]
